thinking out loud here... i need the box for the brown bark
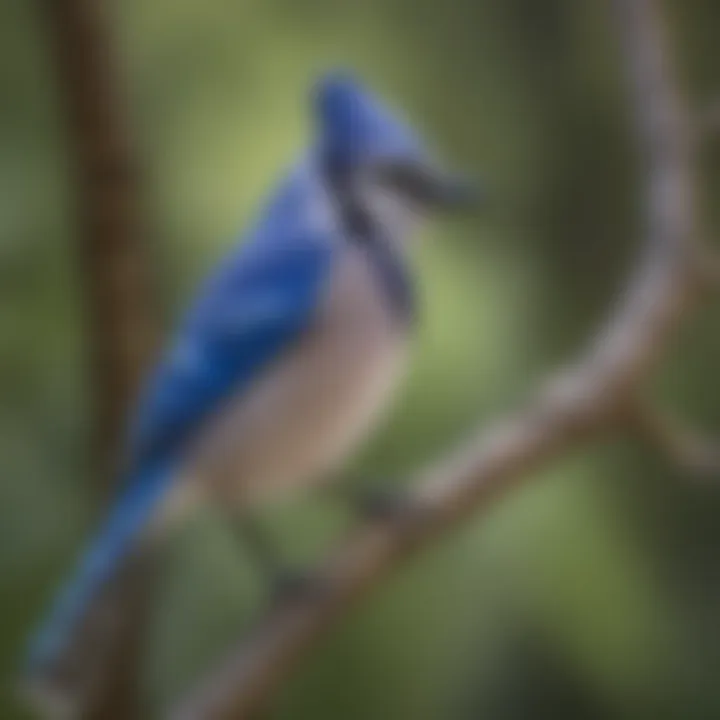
[41,1,158,718]
[42,0,157,484]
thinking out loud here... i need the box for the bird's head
[313,72,476,243]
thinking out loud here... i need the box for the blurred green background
[2,0,720,717]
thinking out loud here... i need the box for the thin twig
[626,398,720,477]
[697,99,720,138]
[171,1,703,717]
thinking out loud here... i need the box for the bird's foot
[343,486,414,521]
[268,567,320,605]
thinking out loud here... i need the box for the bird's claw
[268,568,319,604]
[349,488,413,520]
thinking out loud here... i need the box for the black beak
[375,160,480,212]
[425,172,479,211]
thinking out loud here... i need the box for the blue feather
[25,458,172,675]
[128,230,333,471]
[313,71,426,168]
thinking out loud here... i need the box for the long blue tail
[23,460,175,710]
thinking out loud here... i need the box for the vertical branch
[41,1,158,718]
[42,0,157,484]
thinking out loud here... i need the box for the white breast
[185,245,409,508]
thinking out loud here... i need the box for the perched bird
[24,72,474,713]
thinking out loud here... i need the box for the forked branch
[626,398,720,477]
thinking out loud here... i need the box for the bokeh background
[2,0,720,717]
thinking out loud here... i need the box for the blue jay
[24,73,473,712]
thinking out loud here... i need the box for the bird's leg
[234,516,314,602]
[327,477,413,520]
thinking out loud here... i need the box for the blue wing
[128,231,333,472]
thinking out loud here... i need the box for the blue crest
[313,72,427,168]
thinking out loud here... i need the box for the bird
[23,72,475,714]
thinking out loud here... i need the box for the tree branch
[625,398,720,477]
[42,0,157,483]
[171,0,705,717]
[698,98,720,138]
[41,1,158,718]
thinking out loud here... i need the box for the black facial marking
[320,153,417,326]
[320,154,371,238]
